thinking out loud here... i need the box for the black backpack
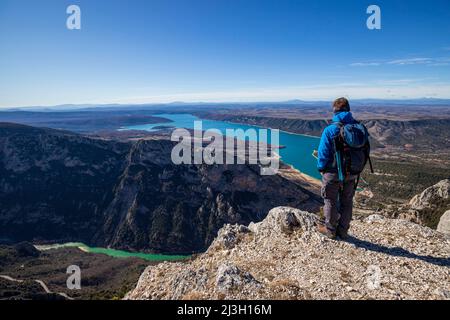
[334,121,374,181]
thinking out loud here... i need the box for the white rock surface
[388,179,450,228]
[126,207,450,300]
[437,210,450,235]
[409,179,449,210]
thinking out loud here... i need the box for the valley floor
[0,244,151,300]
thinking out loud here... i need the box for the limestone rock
[388,179,450,229]
[365,214,385,223]
[248,206,316,235]
[437,210,450,235]
[216,263,261,293]
[212,224,250,250]
[126,206,450,300]
[409,179,449,210]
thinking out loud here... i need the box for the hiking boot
[316,224,336,239]
[336,229,349,240]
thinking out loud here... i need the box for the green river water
[34,242,188,261]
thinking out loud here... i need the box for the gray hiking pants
[321,172,357,233]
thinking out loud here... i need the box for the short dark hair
[333,97,350,113]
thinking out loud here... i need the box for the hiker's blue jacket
[317,111,357,172]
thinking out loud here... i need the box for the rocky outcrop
[437,210,450,235]
[0,123,320,254]
[389,179,450,229]
[126,207,450,300]
[215,263,262,294]
[248,206,316,235]
[409,179,449,210]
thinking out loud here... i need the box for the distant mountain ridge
[0,112,172,133]
[2,98,450,112]
[198,115,450,150]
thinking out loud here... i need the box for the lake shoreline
[215,118,322,139]
[123,113,322,179]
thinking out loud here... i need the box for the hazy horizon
[3,97,450,111]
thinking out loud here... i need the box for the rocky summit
[126,207,450,300]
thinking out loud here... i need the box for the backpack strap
[354,174,360,191]
[368,155,374,174]
[332,122,345,149]
[331,123,345,184]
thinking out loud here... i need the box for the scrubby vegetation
[361,153,450,203]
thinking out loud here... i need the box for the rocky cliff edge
[126,207,450,300]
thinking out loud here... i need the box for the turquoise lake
[124,113,321,179]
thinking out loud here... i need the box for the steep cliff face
[93,138,319,253]
[0,123,320,253]
[0,123,129,243]
[386,179,450,229]
[126,207,450,300]
[363,119,450,150]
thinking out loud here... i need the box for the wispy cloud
[387,58,433,65]
[349,62,381,67]
[375,78,437,86]
[350,57,450,67]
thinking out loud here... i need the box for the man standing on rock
[316,98,371,239]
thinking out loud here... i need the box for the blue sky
[1,0,450,107]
